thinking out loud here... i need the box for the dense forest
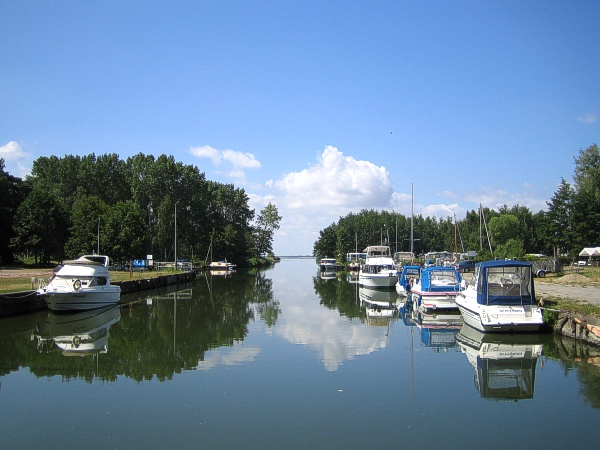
[313,144,600,263]
[0,153,281,267]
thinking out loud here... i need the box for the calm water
[1,258,599,449]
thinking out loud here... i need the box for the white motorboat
[359,245,399,289]
[209,260,236,271]
[318,257,342,271]
[455,260,544,332]
[37,255,121,311]
[346,252,366,271]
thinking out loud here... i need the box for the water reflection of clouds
[195,346,261,370]
[276,303,390,372]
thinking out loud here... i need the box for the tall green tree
[65,196,110,258]
[254,203,282,256]
[0,159,27,264]
[11,188,69,264]
[541,178,575,256]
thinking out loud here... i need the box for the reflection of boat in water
[360,287,398,319]
[400,304,462,351]
[346,271,360,284]
[455,324,543,400]
[34,305,121,355]
[36,255,121,311]
[320,269,339,280]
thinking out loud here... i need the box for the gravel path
[535,280,600,307]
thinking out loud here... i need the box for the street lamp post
[174,198,183,270]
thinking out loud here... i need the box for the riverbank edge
[549,308,600,347]
[0,270,198,317]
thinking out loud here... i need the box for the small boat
[410,266,464,311]
[395,265,421,297]
[37,255,121,311]
[208,260,236,271]
[455,324,543,400]
[358,245,399,289]
[318,257,342,272]
[346,252,366,271]
[455,260,544,332]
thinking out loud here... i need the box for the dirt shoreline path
[535,280,600,306]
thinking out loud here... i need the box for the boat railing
[37,278,48,290]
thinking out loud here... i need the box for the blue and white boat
[395,265,421,297]
[455,260,544,332]
[409,266,463,311]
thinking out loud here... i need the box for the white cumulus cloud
[190,145,261,169]
[275,146,393,210]
[0,141,32,178]
[0,141,27,161]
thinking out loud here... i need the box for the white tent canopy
[579,247,600,257]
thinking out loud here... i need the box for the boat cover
[419,266,462,293]
[398,266,421,290]
[475,260,536,306]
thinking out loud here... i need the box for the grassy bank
[0,268,186,294]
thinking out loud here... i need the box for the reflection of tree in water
[546,334,600,408]
[247,270,280,327]
[312,273,363,319]
[0,270,275,383]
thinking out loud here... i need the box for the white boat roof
[62,255,110,267]
[363,246,391,255]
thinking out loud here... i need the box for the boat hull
[40,288,121,311]
[359,273,399,289]
[395,284,408,297]
[411,291,459,311]
[455,298,543,333]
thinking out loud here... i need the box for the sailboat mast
[410,183,414,255]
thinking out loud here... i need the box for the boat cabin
[470,260,535,306]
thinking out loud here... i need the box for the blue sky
[1,1,598,255]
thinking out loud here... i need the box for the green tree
[102,200,147,262]
[11,188,69,264]
[488,214,520,247]
[254,203,282,256]
[542,178,575,256]
[574,143,600,198]
[0,159,27,264]
[65,196,110,258]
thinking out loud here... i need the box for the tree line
[313,144,600,263]
[0,153,281,266]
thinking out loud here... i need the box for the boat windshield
[429,270,459,286]
[480,266,533,305]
